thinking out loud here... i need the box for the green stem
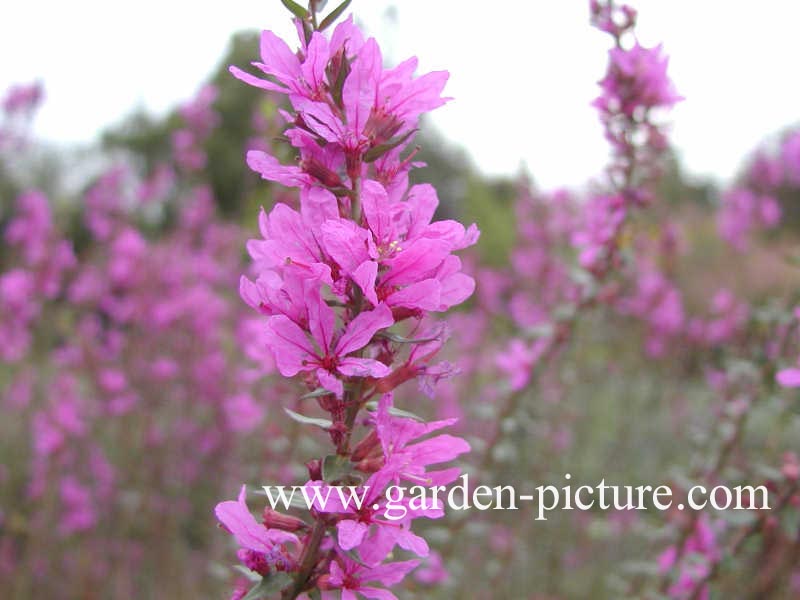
[283,518,328,599]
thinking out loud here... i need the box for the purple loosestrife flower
[717,188,781,251]
[596,43,682,119]
[372,394,470,487]
[215,485,299,575]
[321,181,478,314]
[658,515,718,600]
[592,4,681,207]
[304,475,438,558]
[265,299,393,398]
[496,338,550,391]
[571,194,626,273]
[320,554,419,600]
[232,18,447,171]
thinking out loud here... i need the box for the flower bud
[355,456,385,474]
[306,458,322,481]
[262,508,308,532]
[301,157,343,189]
[351,429,380,462]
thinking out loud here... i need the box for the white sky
[2,1,799,189]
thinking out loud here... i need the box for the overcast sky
[3,1,799,189]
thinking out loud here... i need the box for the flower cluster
[592,0,682,207]
[172,84,218,172]
[216,6,477,599]
[657,515,718,600]
[716,126,800,250]
[0,85,291,594]
[717,188,781,251]
[1,191,75,361]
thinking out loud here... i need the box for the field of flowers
[1,1,799,599]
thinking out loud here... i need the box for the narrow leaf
[319,0,352,30]
[301,387,332,399]
[280,0,309,20]
[364,401,425,422]
[233,565,262,583]
[284,407,333,430]
[242,572,293,600]
[342,546,371,568]
[322,454,353,482]
[329,55,351,109]
[377,331,440,344]
[363,129,417,163]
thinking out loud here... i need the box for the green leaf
[341,546,371,568]
[284,407,333,430]
[233,565,262,583]
[328,55,351,109]
[376,331,440,344]
[242,572,293,600]
[716,509,758,527]
[363,129,417,163]
[620,560,662,577]
[280,0,309,20]
[364,401,425,422]
[300,387,332,400]
[319,0,352,30]
[322,454,353,482]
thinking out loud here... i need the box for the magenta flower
[373,394,470,487]
[233,16,449,179]
[495,338,549,391]
[305,474,436,558]
[778,366,800,388]
[321,554,420,600]
[215,485,299,573]
[265,300,393,398]
[571,194,626,271]
[658,515,718,600]
[596,42,683,118]
[316,180,477,314]
[245,201,332,273]
[717,188,781,251]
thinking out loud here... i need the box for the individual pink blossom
[215,485,299,573]
[372,394,470,487]
[496,338,549,391]
[265,300,393,398]
[320,553,420,600]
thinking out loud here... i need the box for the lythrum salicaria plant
[214,2,478,598]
